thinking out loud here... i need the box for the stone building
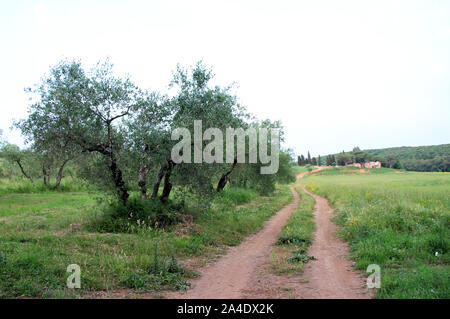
[346,161,381,168]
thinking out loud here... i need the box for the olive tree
[122,92,172,200]
[152,62,249,202]
[16,59,161,202]
[225,119,291,195]
[1,144,35,182]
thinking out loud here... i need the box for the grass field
[294,166,309,173]
[303,167,449,298]
[1,167,448,299]
[0,184,293,298]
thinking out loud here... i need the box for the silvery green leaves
[171,120,280,174]
[15,59,295,206]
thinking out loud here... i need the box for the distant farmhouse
[346,161,381,169]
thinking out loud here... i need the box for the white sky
[1,0,449,157]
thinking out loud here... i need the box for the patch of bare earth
[286,186,373,298]
[240,184,372,299]
[166,167,372,299]
[243,167,371,299]
[166,186,300,299]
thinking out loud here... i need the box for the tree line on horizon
[297,151,329,166]
[297,144,449,172]
[366,144,449,172]
[298,147,400,169]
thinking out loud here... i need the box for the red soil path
[167,167,372,299]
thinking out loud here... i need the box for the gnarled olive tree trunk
[16,159,33,183]
[53,159,69,189]
[159,160,175,203]
[138,165,150,200]
[151,163,167,200]
[216,157,237,192]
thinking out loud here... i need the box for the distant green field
[294,166,309,173]
[0,185,293,298]
[303,167,450,298]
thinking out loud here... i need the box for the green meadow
[1,167,448,299]
[0,182,293,298]
[302,167,449,298]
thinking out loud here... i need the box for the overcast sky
[1,0,449,157]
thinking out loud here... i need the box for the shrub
[287,249,316,264]
[276,233,311,246]
[120,270,150,289]
[91,196,185,233]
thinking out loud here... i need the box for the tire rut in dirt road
[167,168,372,299]
[167,186,300,299]
[296,185,372,298]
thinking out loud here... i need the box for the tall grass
[213,187,259,206]
[304,168,449,298]
[0,177,91,194]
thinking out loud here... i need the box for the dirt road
[295,185,371,298]
[168,185,300,298]
[168,168,371,299]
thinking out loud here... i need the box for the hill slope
[365,144,450,172]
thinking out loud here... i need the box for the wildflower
[435,251,439,257]
[146,194,150,198]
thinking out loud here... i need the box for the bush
[120,270,150,289]
[287,249,316,264]
[276,233,311,246]
[91,196,185,233]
